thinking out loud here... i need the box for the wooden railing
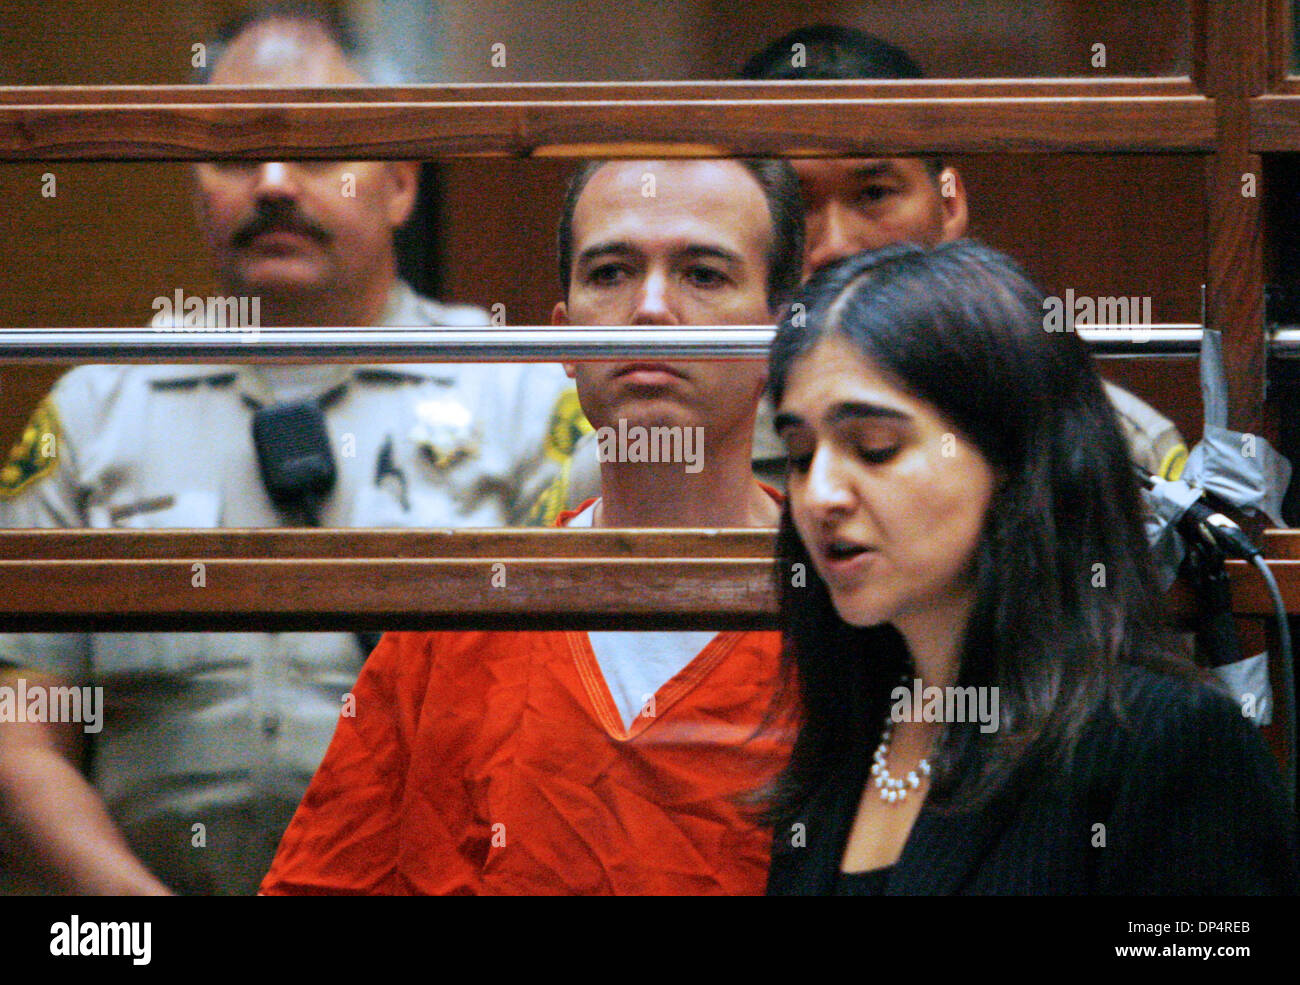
[0,0,1292,632]
[3,529,1300,632]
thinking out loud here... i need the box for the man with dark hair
[0,4,574,896]
[742,23,927,81]
[743,24,1187,481]
[535,25,1185,520]
[262,159,800,895]
[742,23,959,273]
[532,157,804,522]
[739,25,968,279]
[555,159,806,311]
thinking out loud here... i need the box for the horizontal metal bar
[1265,328,1300,357]
[1076,326,1204,356]
[0,325,1214,362]
[0,326,774,362]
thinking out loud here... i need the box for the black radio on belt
[251,401,337,524]
[251,401,381,655]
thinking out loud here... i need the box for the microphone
[1176,496,1261,560]
[1133,467,1261,560]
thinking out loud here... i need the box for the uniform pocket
[100,489,221,529]
[91,488,223,677]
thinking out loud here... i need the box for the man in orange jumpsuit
[260,158,805,894]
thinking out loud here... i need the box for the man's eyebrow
[577,241,744,268]
[576,241,640,265]
[849,161,894,180]
[773,401,910,434]
[678,244,744,266]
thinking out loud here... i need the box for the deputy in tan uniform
[533,26,1187,520]
[0,6,582,896]
[5,283,567,532]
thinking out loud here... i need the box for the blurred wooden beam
[0,83,1214,161]
[3,529,1300,631]
[0,78,1203,105]
[0,529,778,632]
[0,528,774,560]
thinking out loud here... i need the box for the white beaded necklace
[870,723,932,803]
[870,692,933,804]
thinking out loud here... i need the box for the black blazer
[767,666,1299,895]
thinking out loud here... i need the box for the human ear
[552,301,576,378]
[385,161,420,227]
[937,167,969,242]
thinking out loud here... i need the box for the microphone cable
[1136,468,1296,806]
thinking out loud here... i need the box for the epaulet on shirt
[146,365,457,389]
[54,365,236,390]
[145,366,239,390]
[353,366,459,385]
[0,398,60,496]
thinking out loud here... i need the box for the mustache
[231,204,330,248]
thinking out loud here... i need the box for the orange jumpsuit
[261,511,791,895]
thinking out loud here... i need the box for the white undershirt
[568,500,719,730]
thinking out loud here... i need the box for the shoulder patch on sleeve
[543,387,593,462]
[0,399,61,497]
[525,460,572,528]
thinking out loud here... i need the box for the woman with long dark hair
[764,239,1297,894]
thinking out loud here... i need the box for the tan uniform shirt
[0,281,581,894]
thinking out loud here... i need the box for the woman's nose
[801,446,856,517]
